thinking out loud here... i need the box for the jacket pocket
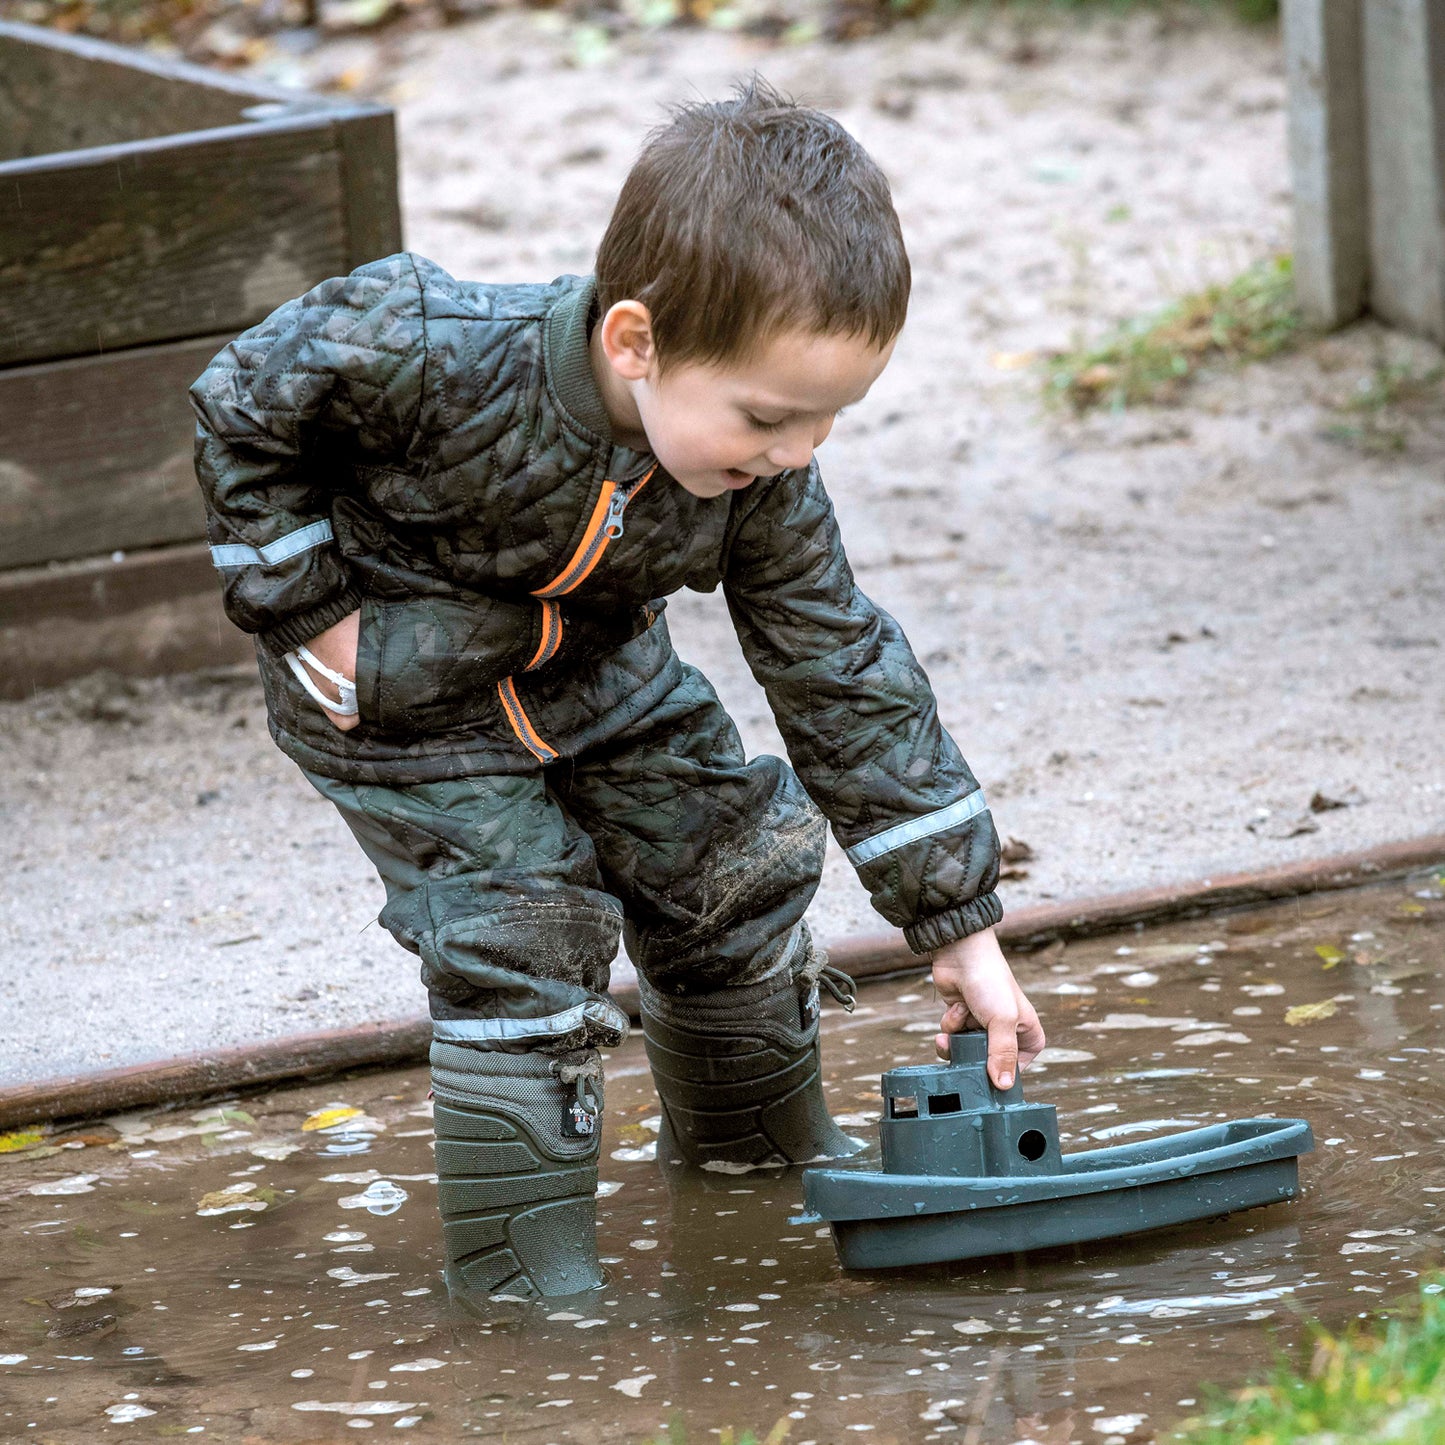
[353,592,514,737]
[352,594,384,730]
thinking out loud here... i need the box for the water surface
[3,869,1443,1442]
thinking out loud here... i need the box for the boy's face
[591,304,896,499]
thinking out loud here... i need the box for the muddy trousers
[302,661,849,1299]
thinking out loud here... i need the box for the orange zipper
[532,465,657,599]
[498,465,657,762]
[496,677,559,763]
[523,599,562,671]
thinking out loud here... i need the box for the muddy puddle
[3,868,1444,1443]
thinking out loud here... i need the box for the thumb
[986,1015,1019,1091]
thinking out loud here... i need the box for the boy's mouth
[721,468,755,488]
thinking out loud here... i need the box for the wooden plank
[1282,0,1368,328]
[0,543,252,698]
[0,20,325,160]
[1362,0,1445,340]
[333,106,406,266]
[0,114,349,367]
[0,333,239,569]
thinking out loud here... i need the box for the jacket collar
[544,277,654,477]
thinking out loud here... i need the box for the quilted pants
[302,660,828,1050]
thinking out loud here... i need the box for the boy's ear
[596,300,656,381]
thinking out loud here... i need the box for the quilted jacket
[189,252,1002,951]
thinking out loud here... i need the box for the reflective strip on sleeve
[210,519,335,568]
[845,789,990,868]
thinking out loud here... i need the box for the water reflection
[1,868,1442,1442]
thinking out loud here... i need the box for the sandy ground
[3,6,1444,1088]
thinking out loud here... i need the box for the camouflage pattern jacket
[190,253,1001,951]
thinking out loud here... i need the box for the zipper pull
[602,488,629,540]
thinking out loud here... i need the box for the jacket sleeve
[189,253,431,651]
[722,461,1002,954]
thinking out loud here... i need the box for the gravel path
[4,6,1443,1088]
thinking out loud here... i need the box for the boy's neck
[588,317,651,452]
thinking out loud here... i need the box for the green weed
[1320,352,1444,453]
[1172,1276,1445,1444]
[1044,255,1303,412]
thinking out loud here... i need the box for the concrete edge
[4,832,1443,1131]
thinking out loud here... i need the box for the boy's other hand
[302,609,361,731]
[930,926,1045,1090]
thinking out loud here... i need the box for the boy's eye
[745,413,785,432]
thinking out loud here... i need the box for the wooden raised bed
[0,21,403,698]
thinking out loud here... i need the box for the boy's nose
[765,420,826,472]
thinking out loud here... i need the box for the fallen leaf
[302,1107,364,1133]
[1000,836,1035,864]
[1315,944,1345,967]
[1285,999,1338,1026]
[5,1145,63,1162]
[1309,787,1365,812]
[0,1128,46,1154]
[197,1182,276,1217]
[47,1313,117,1341]
[48,1286,118,1309]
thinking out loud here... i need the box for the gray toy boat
[803,1032,1313,1270]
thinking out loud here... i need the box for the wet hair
[594,77,910,370]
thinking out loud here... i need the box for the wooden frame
[0,21,403,697]
[1285,0,1445,341]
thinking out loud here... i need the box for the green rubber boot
[639,959,864,1168]
[430,1041,605,1304]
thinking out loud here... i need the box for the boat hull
[805,1118,1314,1271]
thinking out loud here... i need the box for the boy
[190,79,1045,1304]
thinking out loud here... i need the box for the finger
[986,1012,1020,1091]
[937,1001,971,1034]
[1016,1004,1047,1069]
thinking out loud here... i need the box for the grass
[1319,353,1445,453]
[1172,1276,1445,1444]
[1044,255,1304,413]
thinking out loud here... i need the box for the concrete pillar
[1284,0,1369,328]
[1361,0,1445,342]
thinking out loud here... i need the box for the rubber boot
[638,960,864,1167]
[430,1041,605,1304]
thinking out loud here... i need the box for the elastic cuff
[902,892,1004,955]
[264,587,364,652]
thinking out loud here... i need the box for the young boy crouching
[190,79,1044,1305]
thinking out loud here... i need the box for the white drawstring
[283,644,359,716]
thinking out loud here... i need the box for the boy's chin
[673,469,757,499]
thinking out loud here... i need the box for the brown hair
[595,77,910,369]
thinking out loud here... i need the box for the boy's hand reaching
[300,609,361,731]
[931,926,1045,1090]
